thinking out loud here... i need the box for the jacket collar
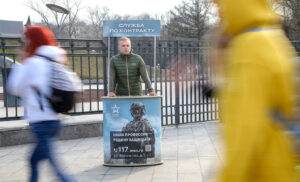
[120,52,132,58]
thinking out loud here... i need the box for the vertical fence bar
[96,56,100,111]
[70,41,77,113]
[180,44,185,124]
[103,54,108,96]
[169,43,174,124]
[164,45,168,125]
[184,45,189,123]
[87,42,92,111]
[12,55,18,117]
[80,56,84,112]
[158,42,162,96]
[188,44,192,122]
[149,41,153,91]
[158,41,163,125]
[193,47,197,122]
[1,39,9,118]
[154,37,157,92]
[189,45,193,123]
[107,37,111,97]
[199,48,204,121]
[175,41,180,125]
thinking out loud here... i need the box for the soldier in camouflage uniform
[122,102,155,164]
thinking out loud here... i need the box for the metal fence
[0,37,107,120]
[1,36,299,124]
[130,39,217,125]
[0,37,216,125]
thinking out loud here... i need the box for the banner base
[103,161,163,167]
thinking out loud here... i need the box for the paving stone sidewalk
[0,121,223,182]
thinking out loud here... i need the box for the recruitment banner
[103,20,160,37]
[103,96,162,166]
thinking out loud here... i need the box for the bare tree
[108,13,156,21]
[86,8,160,38]
[87,6,110,39]
[63,0,83,38]
[26,0,83,38]
[165,0,215,40]
[26,0,52,28]
[270,0,300,40]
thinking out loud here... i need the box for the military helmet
[130,102,146,116]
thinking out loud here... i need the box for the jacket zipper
[125,56,131,96]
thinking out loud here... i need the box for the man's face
[118,40,131,55]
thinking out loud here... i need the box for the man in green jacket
[108,37,155,97]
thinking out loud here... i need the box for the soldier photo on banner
[103,97,162,166]
[121,102,155,164]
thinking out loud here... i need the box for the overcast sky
[0,0,184,23]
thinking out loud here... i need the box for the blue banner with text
[103,20,160,37]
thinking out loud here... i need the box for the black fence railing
[2,37,299,124]
[0,37,107,120]
[17,37,300,126]
[130,39,217,125]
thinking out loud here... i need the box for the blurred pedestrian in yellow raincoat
[212,0,299,181]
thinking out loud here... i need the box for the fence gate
[129,39,219,126]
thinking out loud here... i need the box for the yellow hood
[215,0,280,35]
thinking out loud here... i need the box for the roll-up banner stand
[102,96,163,166]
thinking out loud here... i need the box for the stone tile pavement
[0,121,223,182]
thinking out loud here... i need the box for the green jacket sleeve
[138,58,154,92]
[109,59,116,92]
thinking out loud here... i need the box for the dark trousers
[29,120,70,182]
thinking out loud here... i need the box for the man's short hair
[119,36,131,44]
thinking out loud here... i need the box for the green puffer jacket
[109,53,153,96]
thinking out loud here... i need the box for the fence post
[174,40,180,125]
[113,37,118,55]
[103,49,108,96]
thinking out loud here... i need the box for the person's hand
[148,92,156,96]
[108,92,116,97]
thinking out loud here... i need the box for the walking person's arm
[7,63,30,97]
